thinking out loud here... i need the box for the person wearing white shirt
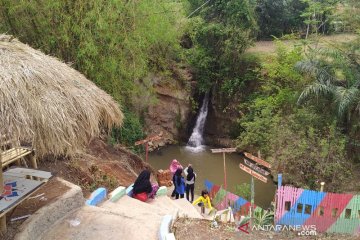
[184,164,196,202]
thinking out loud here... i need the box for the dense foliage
[255,0,306,39]
[185,0,257,92]
[235,42,351,191]
[1,0,359,191]
[0,0,185,145]
[301,0,339,38]
[0,0,184,104]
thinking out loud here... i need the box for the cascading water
[186,93,210,152]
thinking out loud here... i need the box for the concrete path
[41,195,203,240]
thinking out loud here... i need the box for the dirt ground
[40,138,152,197]
[2,178,70,240]
[173,218,359,240]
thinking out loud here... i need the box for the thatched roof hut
[0,34,123,157]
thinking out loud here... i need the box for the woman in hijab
[169,159,183,198]
[174,168,185,199]
[184,164,196,202]
[132,170,153,202]
[169,159,183,175]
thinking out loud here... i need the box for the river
[149,145,276,209]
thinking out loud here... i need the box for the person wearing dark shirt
[184,164,196,202]
[133,170,153,202]
[174,168,185,199]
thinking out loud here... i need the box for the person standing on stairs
[184,164,196,202]
[174,168,185,199]
[169,159,183,198]
[169,159,183,174]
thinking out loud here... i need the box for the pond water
[149,145,276,209]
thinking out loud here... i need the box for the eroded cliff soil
[143,66,195,149]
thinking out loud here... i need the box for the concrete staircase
[149,196,203,219]
[39,192,202,240]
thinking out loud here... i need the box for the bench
[0,168,52,235]
[1,147,35,168]
[0,135,37,169]
[0,136,37,191]
[0,137,37,235]
[0,147,37,193]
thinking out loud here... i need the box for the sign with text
[244,159,270,176]
[244,152,271,169]
[239,164,268,183]
[210,148,237,153]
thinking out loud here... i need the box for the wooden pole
[0,163,3,194]
[250,176,254,229]
[0,215,6,236]
[211,148,236,211]
[210,148,236,190]
[223,152,227,190]
[320,182,325,192]
[30,153,37,169]
[145,142,149,162]
[250,151,262,230]
[274,173,283,225]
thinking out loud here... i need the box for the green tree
[186,0,257,92]
[301,0,339,38]
[297,35,360,161]
[0,0,185,107]
[237,43,351,191]
[255,0,306,39]
[0,0,187,147]
[297,41,360,118]
[336,0,360,32]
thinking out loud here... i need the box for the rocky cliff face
[203,85,240,148]
[144,67,194,149]
[144,67,242,149]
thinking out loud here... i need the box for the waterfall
[186,93,210,152]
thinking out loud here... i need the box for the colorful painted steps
[126,184,134,196]
[85,187,107,206]
[156,186,167,196]
[110,185,167,201]
[91,184,169,205]
[204,179,262,215]
[109,186,126,202]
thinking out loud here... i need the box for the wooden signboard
[135,134,162,146]
[244,159,270,176]
[210,148,237,190]
[134,132,163,162]
[244,152,271,169]
[239,163,267,183]
[210,148,237,153]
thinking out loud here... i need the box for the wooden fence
[276,186,360,235]
[204,179,263,215]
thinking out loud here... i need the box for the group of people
[131,159,213,214]
[169,159,196,202]
[169,159,213,214]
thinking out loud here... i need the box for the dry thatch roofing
[0,34,123,157]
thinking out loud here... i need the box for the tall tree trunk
[306,18,310,39]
